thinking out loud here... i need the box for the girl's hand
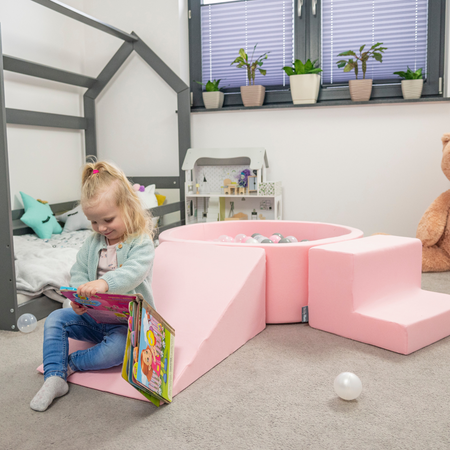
[71,301,88,315]
[77,279,109,298]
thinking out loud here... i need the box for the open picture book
[60,288,175,406]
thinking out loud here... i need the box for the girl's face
[83,190,126,245]
[142,348,153,365]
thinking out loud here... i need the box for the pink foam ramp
[153,242,266,395]
[38,241,266,401]
[308,235,450,354]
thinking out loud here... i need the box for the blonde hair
[80,159,154,242]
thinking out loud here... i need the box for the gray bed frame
[0,0,190,331]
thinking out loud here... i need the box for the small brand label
[302,306,309,323]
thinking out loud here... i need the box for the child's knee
[103,328,127,361]
[44,308,77,330]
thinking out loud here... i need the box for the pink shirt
[97,241,118,278]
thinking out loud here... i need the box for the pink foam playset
[39,221,450,402]
[159,220,363,323]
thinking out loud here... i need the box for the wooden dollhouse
[181,148,282,223]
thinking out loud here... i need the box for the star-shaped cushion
[20,192,62,239]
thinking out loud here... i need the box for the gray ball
[279,238,292,244]
[251,233,262,238]
[272,233,283,238]
[261,239,274,243]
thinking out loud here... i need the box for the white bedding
[14,230,92,303]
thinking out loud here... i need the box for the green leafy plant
[231,44,269,85]
[195,79,223,92]
[282,59,323,76]
[393,67,423,80]
[336,43,387,79]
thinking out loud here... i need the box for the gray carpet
[2,272,450,450]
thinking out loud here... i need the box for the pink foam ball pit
[159,221,363,323]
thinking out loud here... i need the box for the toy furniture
[159,220,363,323]
[223,183,239,195]
[38,241,266,400]
[308,235,450,354]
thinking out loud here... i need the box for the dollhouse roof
[182,148,269,171]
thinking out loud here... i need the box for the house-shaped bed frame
[0,0,190,330]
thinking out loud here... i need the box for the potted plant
[231,44,269,107]
[195,79,225,109]
[336,43,387,101]
[282,59,323,104]
[393,67,424,100]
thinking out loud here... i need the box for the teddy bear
[416,133,450,272]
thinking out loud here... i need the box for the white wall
[3,0,450,237]
[192,103,450,237]
[1,0,87,209]
[78,0,183,177]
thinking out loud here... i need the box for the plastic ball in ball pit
[254,235,268,243]
[286,236,298,243]
[279,238,292,244]
[251,233,262,238]
[245,237,259,244]
[17,313,38,333]
[219,235,234,243]
[234,234,247,243]
[272,233,283,238]
[261,239,274,243]
[334,372,362,401]
[269,235,281,243]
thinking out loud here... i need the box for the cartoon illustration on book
[136,306,169,397]
[121,295,174,406]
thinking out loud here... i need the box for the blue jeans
[43,308,127,381]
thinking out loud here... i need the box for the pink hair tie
[92,169,99,174]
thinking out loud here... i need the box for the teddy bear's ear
[441,133,450,147]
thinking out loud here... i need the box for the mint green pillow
[20,192,62,239]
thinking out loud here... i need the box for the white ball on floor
[63,299,72,309]
[334,372,362,400]
[17,313,37,333]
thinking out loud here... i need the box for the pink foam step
[308,235,450,354]
[38,241,266,401]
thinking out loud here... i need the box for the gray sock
[30,376,69,412]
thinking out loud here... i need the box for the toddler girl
[30,161,155,411]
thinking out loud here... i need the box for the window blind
[321,0,429,85]
[201,0,294,89]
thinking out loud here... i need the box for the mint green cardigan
[70,232,155,309]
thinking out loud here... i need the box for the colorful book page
[60,290,135,324]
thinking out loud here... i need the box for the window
[188,0,445,108]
